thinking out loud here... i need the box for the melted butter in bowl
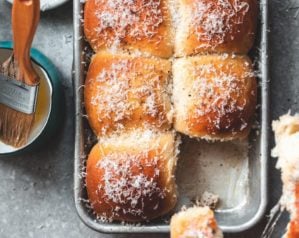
[0,48,52,154]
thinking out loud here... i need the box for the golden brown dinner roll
[84,0,173,58]
[84,52,172,137]
[173,54,257,140]
[175,0,258,56]
[86,130,178,222]
[170,206,223,238]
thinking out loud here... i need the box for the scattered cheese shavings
[96,151,166,219]
[191,0,250,48]
[94,0,164,49]
[188,60,255,132]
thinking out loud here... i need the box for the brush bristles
[0,103,34,148]
[0,56,35,148]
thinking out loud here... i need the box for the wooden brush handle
[12,0,40,86]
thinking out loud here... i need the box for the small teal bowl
[0,41,64,157]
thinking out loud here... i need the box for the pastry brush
[0,0,40,147]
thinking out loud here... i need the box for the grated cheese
[191,0,250,48]
[96,151,166,219]
[88,58,170,135]
[186,59,255,133]
[94,0,164,49]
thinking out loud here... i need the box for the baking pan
[73,0,269,233]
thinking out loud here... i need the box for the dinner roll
[84,0,173,58]
[86,130,178,222]
[175,0,258,56]
[173,55,257,140]
[170,206,223,238]
[84,52,172,137]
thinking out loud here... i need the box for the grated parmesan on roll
[84,52,173,137]
[86,130,178,222]
[84,0,174,58]
[173,54,257,141]
[175,0,258,56]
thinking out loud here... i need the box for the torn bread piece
[272,113,299,238]
[170,206,223,238]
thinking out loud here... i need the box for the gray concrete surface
[0,0,298,237]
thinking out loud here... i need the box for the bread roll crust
[84,52,172,137]
[86,131,178,222]
[175,0,258,56]
[173,55,257,140]
[84,0,173,58]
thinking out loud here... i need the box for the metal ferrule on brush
[0,74,39,114]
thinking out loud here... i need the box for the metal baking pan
[73,0,269,233]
